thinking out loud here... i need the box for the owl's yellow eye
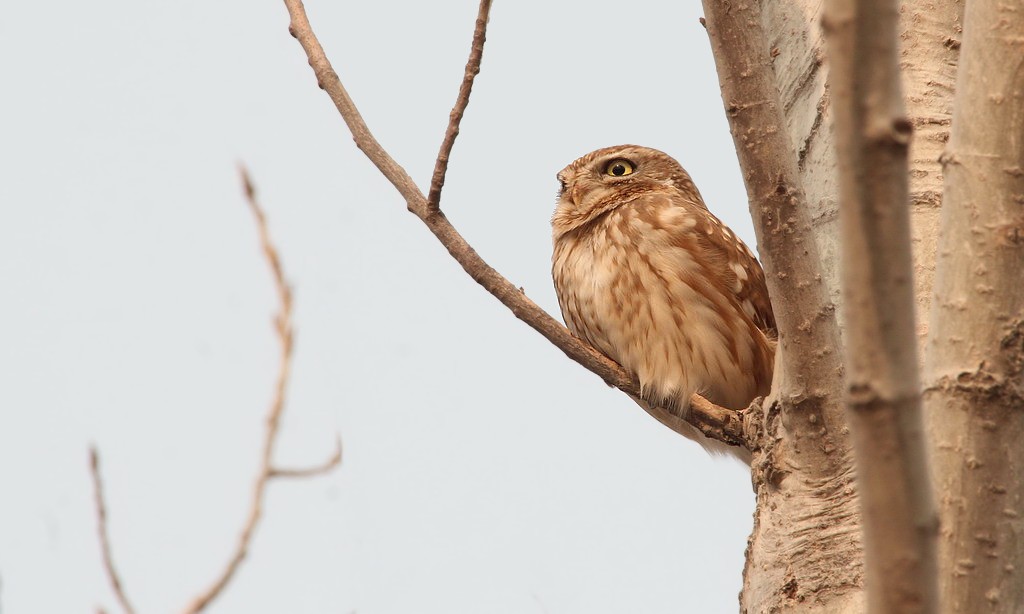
[605,159,635,177]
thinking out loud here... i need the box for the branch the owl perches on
[282,0,754,452]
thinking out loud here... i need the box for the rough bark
[898,0,963,351]
[923,0,1024,610]
[761,0,962,336]
[701,2,860,612]
[709,0,962,610]
[824,0,939,609]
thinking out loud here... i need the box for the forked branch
[181,168,343,614]
[426,0,490,210]
[282,0,749,450]
[90,168,342,614]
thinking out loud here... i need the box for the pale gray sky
[1,1,760,612]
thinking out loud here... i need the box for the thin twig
[284,0,422,207]
[181,167,341,614]
[426,0,492,211]
[269,434,343,478]
[89,447,137,614]
[282,0,750,450]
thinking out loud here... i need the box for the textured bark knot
[1001,318,1024,377]
[1000,223,1023,247]
[955,369,999,389]
[946,359,1024,406]
[782,577,799,598]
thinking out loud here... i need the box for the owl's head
[551,145,704,238]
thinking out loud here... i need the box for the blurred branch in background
[89,450,136,614]
[89,168,342,614]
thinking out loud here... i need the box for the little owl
[551,145,775,460]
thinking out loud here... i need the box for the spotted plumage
[551,145,775,459]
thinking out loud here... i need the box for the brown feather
[551,145,775,460]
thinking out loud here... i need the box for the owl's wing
[645,193,777,338]
[708,226,776,336]
[733,246,777,337]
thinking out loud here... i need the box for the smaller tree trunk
[923,1,1024,611]
[701,2,862,611]
[824,0,938,609]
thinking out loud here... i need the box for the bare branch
[181,167,340,614]
[269,434,343,478]
[89,447,137,614]
[823,0,938,609]
[283,0,423,208]
[426,0,492,211]
[688,394,747,447]
[282,0,748,450]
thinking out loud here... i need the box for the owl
[551,145,775,459]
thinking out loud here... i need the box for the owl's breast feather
[553,208,768,412]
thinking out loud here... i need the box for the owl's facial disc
[553,145,706,238]
[557,156,638,213]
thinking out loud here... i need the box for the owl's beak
[557,170,579,205]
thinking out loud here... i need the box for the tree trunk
[706,0,962,610]
[923,0,1024,610]
[703,1,861,610]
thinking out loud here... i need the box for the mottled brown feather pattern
[551,145,775,459]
